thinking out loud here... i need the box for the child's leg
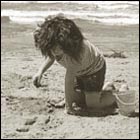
[85,91,116,109]
[85,91,102,108]
[65,72,87,115]
[65,83,86,108]
[65,91,88,116]
[100,91,116,108]
[72,90,87,108]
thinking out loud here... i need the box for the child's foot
[64,106,89,116]
[65,109,89,116]
[103,82,116,91]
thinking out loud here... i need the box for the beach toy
[114,90,137,116]
[119,83,129,92]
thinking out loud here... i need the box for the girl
[33,15,116,116]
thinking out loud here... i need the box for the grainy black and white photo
[1,1,139,139]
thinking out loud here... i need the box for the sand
[1,20,139,139]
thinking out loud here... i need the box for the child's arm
[33,56,55,87]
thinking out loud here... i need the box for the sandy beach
[1,17,139,139]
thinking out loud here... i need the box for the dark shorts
[74,62,106,92]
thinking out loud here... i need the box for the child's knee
[100,93,116,107]
[84,91,116,109]
[85,91,101,108]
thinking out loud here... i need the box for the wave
[1,10,138,18]
[1,1,139,5]
[1,16,138,26]
[1,1,139,26]
[1,1,35,3]
[98,4,138,10]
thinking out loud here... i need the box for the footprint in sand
[24,117,37,125]
[16,126,29,132]
[16,117,38,132]
[45,116,50,124]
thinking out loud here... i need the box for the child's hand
[33,73,42,88]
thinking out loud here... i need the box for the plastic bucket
[114,90,136,116]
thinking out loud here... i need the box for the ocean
[1,1,139,25]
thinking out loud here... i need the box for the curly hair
[33,15,84,61]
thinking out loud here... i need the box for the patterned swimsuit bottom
[74,62,106,92]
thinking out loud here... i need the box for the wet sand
[1,20,139,139]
